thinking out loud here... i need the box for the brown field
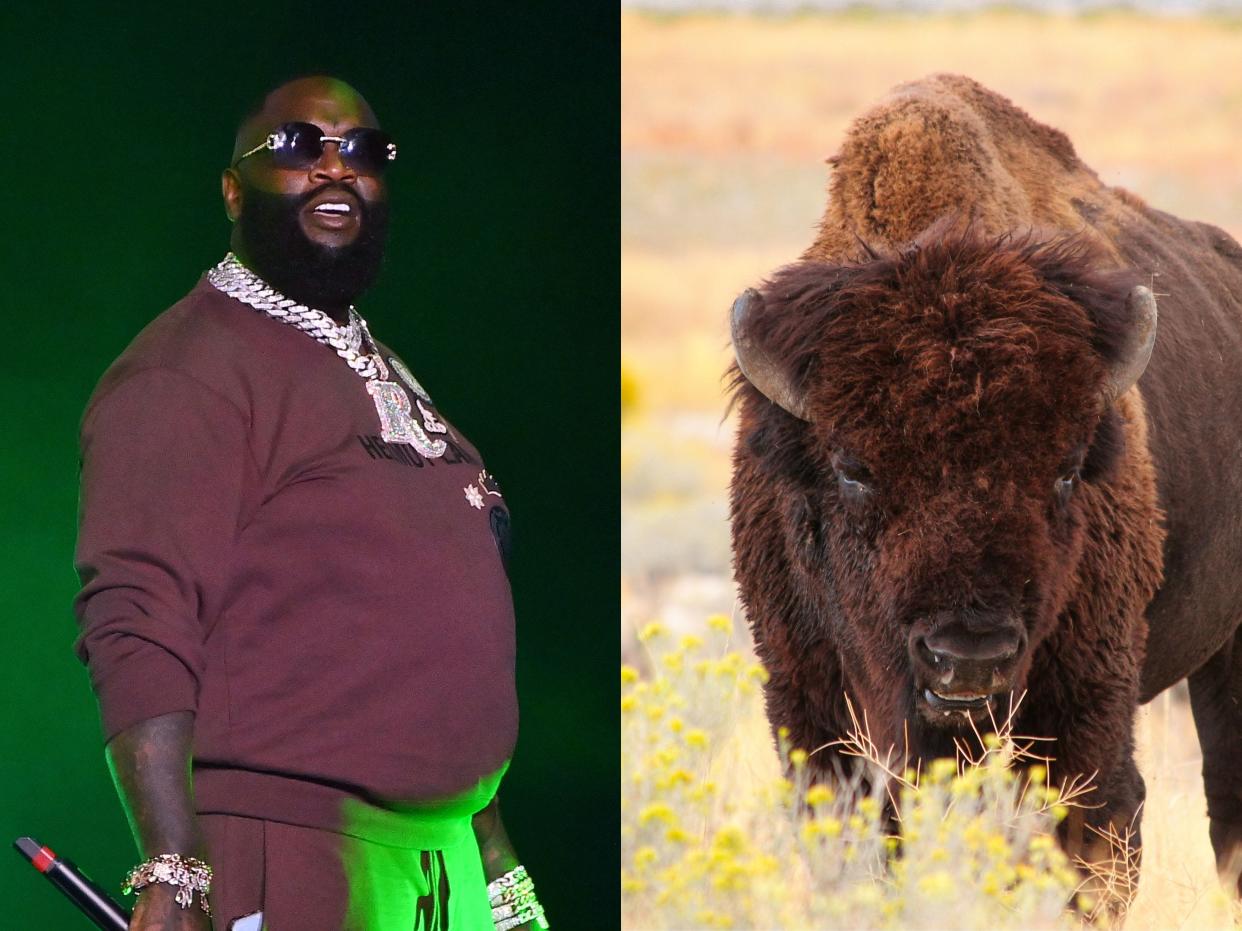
[622,9,1242,929]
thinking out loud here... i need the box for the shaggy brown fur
[730,74,1242,895]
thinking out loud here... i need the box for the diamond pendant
[417,399,448,434]
[366,380,447,457]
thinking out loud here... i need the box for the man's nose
[310,142,357,183]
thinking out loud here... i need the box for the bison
[729,74,1242,894]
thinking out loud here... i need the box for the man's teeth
[314,203,351,214]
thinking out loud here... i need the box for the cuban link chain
[207,253,446,457]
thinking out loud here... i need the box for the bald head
[231,76,380,165]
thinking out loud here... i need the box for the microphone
[13,836,130,930]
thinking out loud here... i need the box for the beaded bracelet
[122,854,212,915]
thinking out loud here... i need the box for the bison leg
[1187,633,1242,895]
[1058,754,1145,916]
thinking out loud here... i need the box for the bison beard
[729,74,1242,906]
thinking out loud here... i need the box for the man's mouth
[305,197,360,232]
[303,191,361,232]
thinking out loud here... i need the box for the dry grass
[622,615,1241,929]
[622,616,1239,929]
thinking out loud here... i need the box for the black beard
[235,183,389,312]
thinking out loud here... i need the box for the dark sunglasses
[233,122,397,174]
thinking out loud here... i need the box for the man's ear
[221,168,243,223]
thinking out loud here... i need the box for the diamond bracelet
[488,864,548,929]
[122,853,212,914]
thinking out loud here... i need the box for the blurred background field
[622,7,1242,928]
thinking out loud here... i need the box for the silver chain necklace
[206,253,448,457]
[208,252,384,379]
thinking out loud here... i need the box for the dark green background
[1,4,617,928]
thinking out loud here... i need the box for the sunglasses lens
[340,129,395,174]
[270,122,325,168]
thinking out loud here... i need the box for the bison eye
[831,454,873,502]
[1054,469,1080,505]
[839,473,869,498]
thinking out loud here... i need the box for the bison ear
[731,288,811,421]
[1102,285,1158,406]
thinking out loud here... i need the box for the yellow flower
[620,665,639,684]
[654,746,679,767]
[1028,834,1054,853]
[858,797,881,820]
[927,758,958,784]
[712,825,747,853]
[805,784,835,807]
[985,834,1010,860]
[661,651,684,674]
[639,803,676,826]
[620,695,637,713]
[680,634,704,651]
[1027,764,1047,785]
[789,748,808,769]
[707,614,732,632]
[633,846,658,868]
[684,728,709,749]
[638,621,666,642]
[962,817,985,849]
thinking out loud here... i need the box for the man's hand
[128,884,211,931]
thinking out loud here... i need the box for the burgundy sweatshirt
[74,276,517,835]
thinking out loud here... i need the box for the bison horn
[731,288,810,421]
[1103,285,1158,405]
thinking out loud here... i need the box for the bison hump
[809,74,1108,259]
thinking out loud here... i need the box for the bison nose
[921,627,1022,665]
[911,625,1024,692]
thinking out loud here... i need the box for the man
[74,76,545,931]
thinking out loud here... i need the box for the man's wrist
[123,853,212,915]
[488,864,548,930]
